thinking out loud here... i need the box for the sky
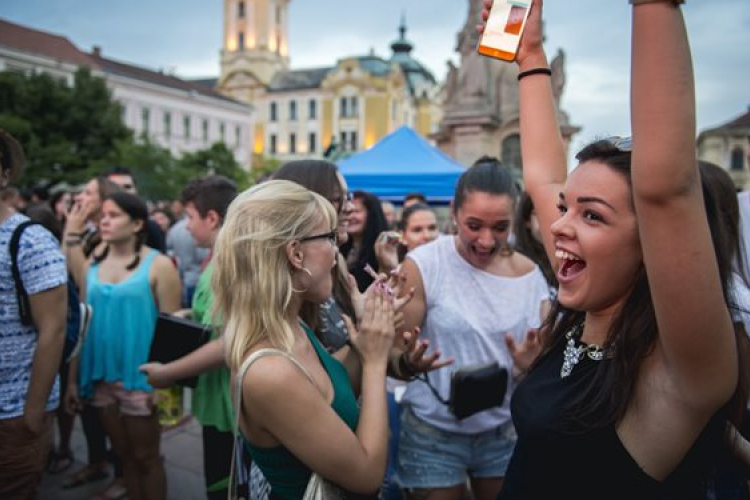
[2,0,749,157]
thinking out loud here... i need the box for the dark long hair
[272,160,356,325]
[538,141,746,429]
[93,192,149,271]
[339,191,388,292]
[454,156,519,213]
[513,192,557,288]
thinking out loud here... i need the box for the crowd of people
[1,0,750,499]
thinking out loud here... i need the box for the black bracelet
[517,68,552,81]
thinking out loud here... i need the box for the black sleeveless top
[498,336,724,500]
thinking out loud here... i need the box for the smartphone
[477,0,533,62]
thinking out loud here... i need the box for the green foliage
[0,68,132,187]
[0,68,254,200]
[109,136,177,200]
[249,155,282,185]
[176,142,250,192]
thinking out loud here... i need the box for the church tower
[218,0,290,104]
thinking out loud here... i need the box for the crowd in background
[2,1,750,500]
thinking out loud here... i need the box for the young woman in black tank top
[478,0,747,498]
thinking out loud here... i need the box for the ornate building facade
[697,108,750,190]
[213,0,442,164]
[436,0,579,174]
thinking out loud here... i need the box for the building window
[309,132,317,154]
[340,131,347,151]
[238,31,245,51]
[391,100,397,120]
[731,147,745,171]
[290,133,296,154]
[219,122,226,142]
[238,1,245,18]
[163,111,171,138]
[289,100,297,121]
[141,108,150,134]
[184,116,191,139]
[502,134,522,174]
[235,125,241,145]
[270,101,277,122]
[351,97,358,117]
[340,97,348,118]
[269,134,277,154]
[350,131,358,151]
[309,99,317,120]
[202,119,209,142]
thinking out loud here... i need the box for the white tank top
[402,235,549,434]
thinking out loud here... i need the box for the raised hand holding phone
[480,0,546,69]
[477,0,534,62]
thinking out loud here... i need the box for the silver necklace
[560,324,605,378]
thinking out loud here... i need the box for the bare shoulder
[150,251,177,273]
[507,251,538,277]
[241,353,314,400]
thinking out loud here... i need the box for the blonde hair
[211,180,337,370]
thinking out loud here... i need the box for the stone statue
[444,60,459,106]
[459,52,490,101]
[457,0,482,54]
[550,49,566,104]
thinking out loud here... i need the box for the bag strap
[227,348,323,500]
[416,372,450,406]
[9,221,41,326]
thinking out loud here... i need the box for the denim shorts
[92,381,155,417]
[395,405,516,489]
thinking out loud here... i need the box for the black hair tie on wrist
[517,68,552,81]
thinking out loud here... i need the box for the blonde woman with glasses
[213,180,396,499]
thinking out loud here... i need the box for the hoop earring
[291,267,313,294]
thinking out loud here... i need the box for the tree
[176,142,250,191]
[0,68,133,187]
[109,137,178,200]
[249,155,282,185]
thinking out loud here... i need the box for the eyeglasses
[299,230,338,246]
[603,136,633,153]
[330,191,353,213]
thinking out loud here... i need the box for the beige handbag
[229,348,344,500]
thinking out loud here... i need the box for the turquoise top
[79,250,159,398]
[243,324,360,500]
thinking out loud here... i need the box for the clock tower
[219,0,291,104]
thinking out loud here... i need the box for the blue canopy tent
[337,126,465,203]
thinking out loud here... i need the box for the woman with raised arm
[66,192,181,500]
[479,0,744,498]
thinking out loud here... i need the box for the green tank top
[243,324,360,499]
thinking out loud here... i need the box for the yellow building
[215,0,442,165]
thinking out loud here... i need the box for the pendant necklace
[560,323,606,378]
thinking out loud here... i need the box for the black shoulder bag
[418,362,508,420]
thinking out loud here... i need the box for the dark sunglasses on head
[299,230,338,246]
[603,136,633,153]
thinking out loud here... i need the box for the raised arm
[481,0,568,263]
[630,1,736,406]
